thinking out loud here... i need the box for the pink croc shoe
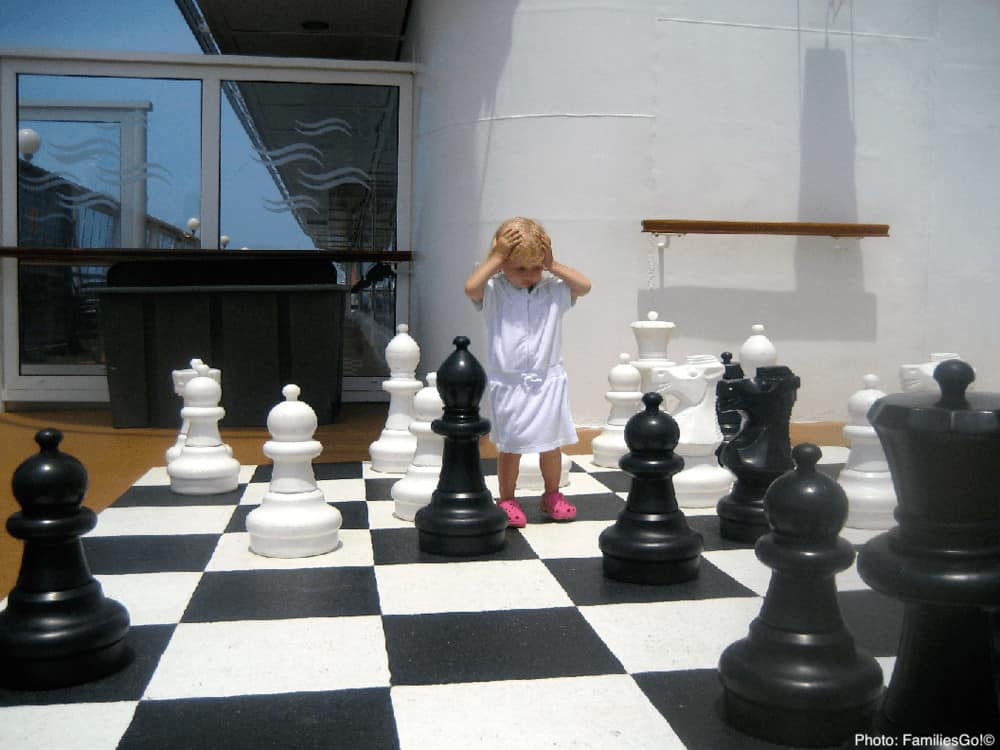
[498,498,527,528]
[540,491,576,521]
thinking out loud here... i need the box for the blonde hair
[494,217,548,265]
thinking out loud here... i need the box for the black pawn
[599,392,703,584]
[716,364,800,542]
[858,359,1000,736]
[415,336,508,556]
[0,429,131,689]
[718,443,884,747]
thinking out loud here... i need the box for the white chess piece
[247,384,343,557]
[167,362,240,495]
[841,375,897,530]
[166,358,221,466]
[631,311,676,395]
[391,373,445,521]
[592,353,643,468]
[651,355,734,507]
[369,324,422,473]
[739,323,777,377]
[515,452,571,491]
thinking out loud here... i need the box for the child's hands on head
[492,226,521,259]
[540,233,553,270]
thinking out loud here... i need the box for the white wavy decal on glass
[295,117,353,137]
[17,172,81,191]
[56,191,120,213]
[253,142,324,169]
[28,212,73,223]
[297,166,371,191]
[263,195,321,214]
[97,162,173,187]
[44,137,120,166]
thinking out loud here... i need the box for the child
[464,217,592,527]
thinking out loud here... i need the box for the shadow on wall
[408,1,517,366]
[640,46,876,343]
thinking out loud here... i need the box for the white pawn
[391,373,445,521]
[166,358,221,466]
[739,323,778,376]
[631,311,677,395]
[592,354,643,468]
[369,324,422,473]
[167,362,240,495]
[841,374,897,530]
[247,385,342,557]
[652,355,735,507]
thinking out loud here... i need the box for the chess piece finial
[858,358,1000,736]
[738,323,777,376]
[719,443,883,746]
[0,429,132,688]
[599,391,703,584]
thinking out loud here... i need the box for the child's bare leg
[498,451,521,500]
[539,449,562,494]
[540,448,576,521]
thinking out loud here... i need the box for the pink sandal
[540,491,576,521]
[498,498,527,528]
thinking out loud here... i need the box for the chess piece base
[369,430,418,474]
[717,486,769,542]
[840,469,897,529]
[721,684,880,748]
[247,490,342,558]
[415,489,509,557]
[674,458,733,508]
[601,553,700,585]
[415,528,507,557]
[0,582,131,690]
[392,464,440,521]
[168,445,240,495]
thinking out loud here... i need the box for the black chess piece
[0,428,131,689]
[415,336,508,556]
[716,364,800,542]
[715,351,746,448]
[599,392,704,584]
[718,443,884,747]
[858,359,1000,736]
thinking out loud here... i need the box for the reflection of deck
[342,308,392,378]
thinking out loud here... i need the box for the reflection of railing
[0,247,412,265]
[18,159,199,250]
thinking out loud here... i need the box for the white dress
[475,274,578,454]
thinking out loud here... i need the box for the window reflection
[16,74,201,372]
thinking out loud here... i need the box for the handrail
[641,219,889,238]
[0,247,413,265]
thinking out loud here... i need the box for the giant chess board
[0,450,901,749]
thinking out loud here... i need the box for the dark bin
[97,259,348,428]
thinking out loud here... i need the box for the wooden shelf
[641,220,889,238]
[0,247,413,266]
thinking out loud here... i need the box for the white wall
[405,0,1000,427]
